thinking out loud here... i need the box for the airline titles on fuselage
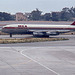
[18,25,27,28]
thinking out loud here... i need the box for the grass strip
[0,38,68,44]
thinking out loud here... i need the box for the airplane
[1,21,75,37]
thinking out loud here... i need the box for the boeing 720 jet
[2,21,75,37]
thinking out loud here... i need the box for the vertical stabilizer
[71,21,75,25]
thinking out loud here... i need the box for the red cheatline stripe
[3,27,75,30]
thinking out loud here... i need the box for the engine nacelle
[33,32,49,37]
[49,32,59,35]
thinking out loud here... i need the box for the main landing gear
[10,33,12,37]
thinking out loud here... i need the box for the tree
[52,12,60,21]
[62,7,70,13]
[30,8,42,20]
[60,7,73,21]
[0,12,15,21]
[43,13,51,21]
[72,7,75,17]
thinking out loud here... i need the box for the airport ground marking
[0,60,32,69]
[20,50,60,75]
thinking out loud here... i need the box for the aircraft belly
[2,29,28,34]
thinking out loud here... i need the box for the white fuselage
[2,24,75,31]
[2,23,75,37]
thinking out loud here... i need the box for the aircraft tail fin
[71,21,75,25]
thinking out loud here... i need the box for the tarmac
[0,20,75,75]
[0,35,75,75]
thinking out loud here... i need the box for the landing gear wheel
[10,33,12,37]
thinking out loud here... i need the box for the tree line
[0,7,75,21]
[29,7,75,21]
[0,12,15,21]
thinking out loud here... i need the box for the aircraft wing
[29,30,70,37]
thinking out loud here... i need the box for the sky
[0,0,75,14]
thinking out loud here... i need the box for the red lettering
[18,25,27,28]
[18,25,21,27]
[25,25,27,27]
[22,25,24,27]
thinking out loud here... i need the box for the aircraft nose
[1,27,5,32]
